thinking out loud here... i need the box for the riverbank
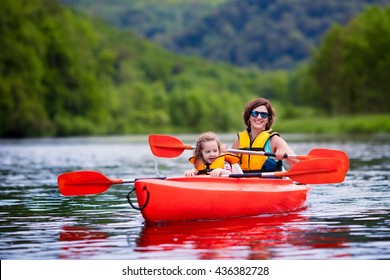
[0,114,388,139]
[274,114,390,133]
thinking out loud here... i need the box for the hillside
[60,0,231,44]
[61,0,390,70]
[0,0,268,137]
[1,0,389,138]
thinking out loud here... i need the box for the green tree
[306,5,390,115]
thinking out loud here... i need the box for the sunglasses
[250,110,270,119]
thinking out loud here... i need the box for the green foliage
[61,0,230,46]
[275,114,390,133]
[1,0,389,138]
[61,0,390,70]
[305,5,390,115]
[0,0,264,137]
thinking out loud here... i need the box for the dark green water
[0,134,389,259]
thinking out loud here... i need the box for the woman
[232,98,298,172]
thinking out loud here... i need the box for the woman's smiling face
[249,105,269,131]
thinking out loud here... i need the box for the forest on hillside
[61,0,230,44]
[61,0,390,70]
[1,0,389,138]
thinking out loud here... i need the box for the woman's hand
[275,148,287,160]
[271,136,299,165]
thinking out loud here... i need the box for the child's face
[201,140,220,164]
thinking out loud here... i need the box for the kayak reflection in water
[232,97,299,172]
[132,213,350,260]
[184,131,241,177]
[59,225,110,259]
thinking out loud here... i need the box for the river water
[0,134,389,260]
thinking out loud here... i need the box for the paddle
[58,170,167,196]
[149,134,349,172]
[58,158,344,196]
[229,158,345,184]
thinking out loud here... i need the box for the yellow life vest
[189,153,240,175]
[237,129,279,171]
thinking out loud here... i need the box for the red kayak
[57,157,345,223]
[130,176,310,223]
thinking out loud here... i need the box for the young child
[185,132,240,177]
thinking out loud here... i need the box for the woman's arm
[270,135,299,165]
[231,138,239,149]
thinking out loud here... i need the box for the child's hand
[209,168,230,177]
[184,169,197,177]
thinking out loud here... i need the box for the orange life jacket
[189,153,240,175]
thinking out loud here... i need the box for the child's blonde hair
[193,132,222,165]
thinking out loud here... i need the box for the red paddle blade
[307,149,349,172]
[58,170,122,196]
[149,134,193,158]
[284,158,346,184]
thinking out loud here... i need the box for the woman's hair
[242,98,276,130]
[193,131,222,163]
